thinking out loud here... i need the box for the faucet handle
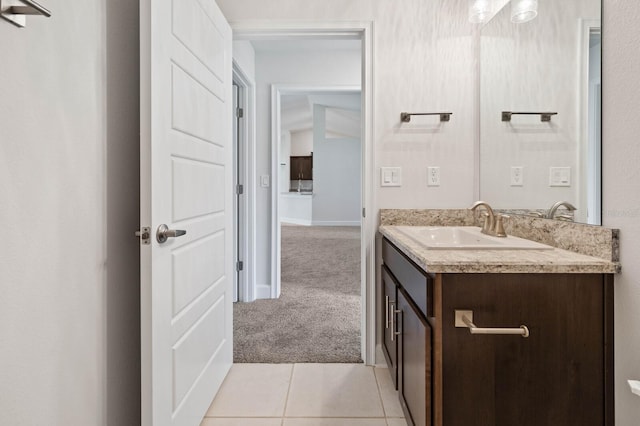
[494,214,509,237]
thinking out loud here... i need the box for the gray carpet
[233,225,362,363]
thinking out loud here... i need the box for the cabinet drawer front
[383,238,432,318]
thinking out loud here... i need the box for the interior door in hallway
[140,0,233,425]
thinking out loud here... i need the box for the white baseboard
[281,217,313,226]
[373,344,386,367]
[311,220,361,227]
[255,284,273,300]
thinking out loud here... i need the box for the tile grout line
[280,363,296,424]
[372,366,390,424]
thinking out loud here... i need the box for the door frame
[578,18,602,225]
[232,61,257,302]
[232,21,376,364]
[271,83,362,291]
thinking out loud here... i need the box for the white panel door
[140,0,233,425]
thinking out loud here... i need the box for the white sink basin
[394,226,553,250]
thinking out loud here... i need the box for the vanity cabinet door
[381,265,398,388]
[397,288,432,426]
[440,273,612,426]
[290,156,313,180]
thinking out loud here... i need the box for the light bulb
[511,0,538,23]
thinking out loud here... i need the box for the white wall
[312,104,362,225]
[291,129,314,156]
[602,1,640,423]
[233,40,256,81]
[279,131,292,193]
[280,193,313,225]
[0,0,140,425]
[479,0,600,221]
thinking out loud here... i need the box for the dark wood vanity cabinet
[290,155,312,180]
[381,237,614,426]
[382,239,433,426]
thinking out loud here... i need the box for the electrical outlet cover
[427,167,440,187]
[510,166,524,186]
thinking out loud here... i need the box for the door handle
[156,224,187,243]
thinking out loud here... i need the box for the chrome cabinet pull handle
[394,309,402,340]
[156,224,187,244]
[389,301,395,341]
[390,303,401,341]
[385,296,390,329]
[455,310,529,338]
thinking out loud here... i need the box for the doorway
[232,61,256,304]
[579,19,602,225]
[235,85,364,363]
[232,22,376,364]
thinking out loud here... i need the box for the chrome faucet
[469,201,508,237]
[546,201,576,220]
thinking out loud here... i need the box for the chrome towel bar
[401,112,452,122]
[502,111,557,122]
[1,0,51,28]
[455,310,530,338]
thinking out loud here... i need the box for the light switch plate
[549,167,571,187]
[381,167,402,187]
[260,175,270,188]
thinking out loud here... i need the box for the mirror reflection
[479,0,601,224]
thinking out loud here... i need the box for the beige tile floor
[202,364,407,426]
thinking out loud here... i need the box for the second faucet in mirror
[546,201,577,221]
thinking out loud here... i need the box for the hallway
[234,226,361,363]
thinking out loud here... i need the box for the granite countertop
[380,225,620,274]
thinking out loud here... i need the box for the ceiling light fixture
[511,0,538,23]
[468,0,491,24]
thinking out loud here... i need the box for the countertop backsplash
[379,209,620,263]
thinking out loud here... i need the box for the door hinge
[236,261,244,272]
[135,227,151,245]
[362,208,366,218]
[236,184,244,195]
[236,107,244,118]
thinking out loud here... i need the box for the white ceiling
[253,38,363,136]
[281,93,361,138]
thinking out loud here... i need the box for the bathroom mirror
[479,0,602,224]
